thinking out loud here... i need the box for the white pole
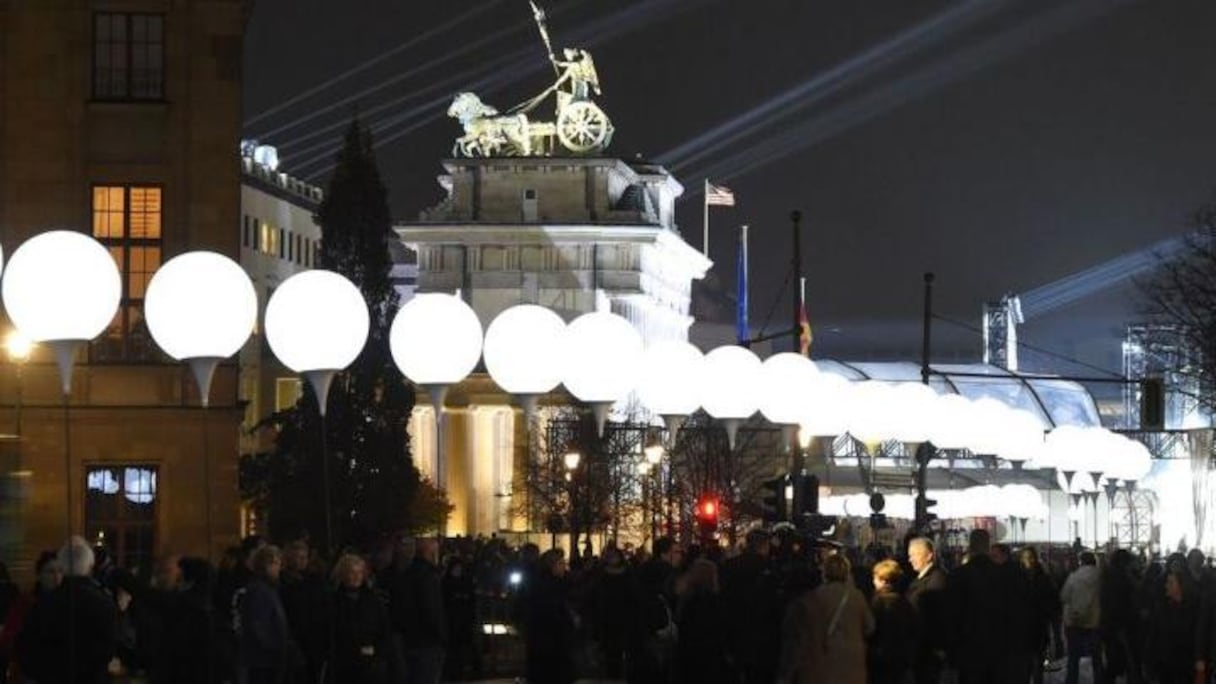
[703,178,710,257]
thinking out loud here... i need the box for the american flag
[706,182,735,207]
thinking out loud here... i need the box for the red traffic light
[695,496,719,521]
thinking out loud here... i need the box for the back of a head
[745,529,770,555]
[968,529,991,557]
[822,553,852,583]
[539,548,565,575]
[653,536,675,559]
[57,536,95,578]
[1079,551,1097,567]
[251,544,282,579]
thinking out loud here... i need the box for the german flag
[798,277,812,357]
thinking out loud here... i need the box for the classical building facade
[396,157,710,536]
[0,0,248,576]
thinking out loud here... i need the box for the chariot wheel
[556,101,613,153]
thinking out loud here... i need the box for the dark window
[85,466,157,574]
[91,185,162,362]
[278,229,285,259]
[242,215,250,247]
[94,13,164,100]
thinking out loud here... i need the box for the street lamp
[144,251,257,562]
[5,330,32,437]
[264,269,369,556]
[564,451,581,471]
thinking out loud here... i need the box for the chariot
[448,2,614,157]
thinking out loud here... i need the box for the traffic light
[792,473,819,524]
[1141,377,1165,431]
[760,475,788,523]
[915,493,938,529]
[695,494,720,536]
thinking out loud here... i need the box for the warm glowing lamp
[145,251,257,406]
[701,345,762,449]
[483,304,566,418]
[1,230,121,392]
[560,310,643,436]
[264,270,369,415]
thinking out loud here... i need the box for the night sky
[243,0,1216,376]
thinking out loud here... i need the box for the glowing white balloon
[636,340,704,417]
[145,251,257,361]
[265,270,369,373]
[483,305,566,395]
[758,353,818,425]
[389,293,483,386]
[2,230,120,343]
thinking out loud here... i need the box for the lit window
[85,465,157,573]
[91,185,163,362]
[260,222,279,257]
[275,377,302,411]
[93,13,164,101]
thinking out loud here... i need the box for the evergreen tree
[244,119,442,552]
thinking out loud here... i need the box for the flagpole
[703,179,710,257]
[737,225,749,345]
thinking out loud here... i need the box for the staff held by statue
[529,0,560,76]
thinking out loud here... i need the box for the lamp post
[5,331,32,437]
[644,433,664,541]
[389,293,483,499]
[636,340,703,536]
[564,450,581,552]
[1,230,121,679]
[265,270,369,557]
[144,251,257,560]
[484,304,567,535]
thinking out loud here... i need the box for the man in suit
[906,537,948,684]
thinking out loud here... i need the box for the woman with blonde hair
[330,553,392,683]
[779,553,874,684]
[869,559,916,684]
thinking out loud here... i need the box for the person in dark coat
[15,536,118,684]
[1100,549,1139,684]
[947,529,1018,684]
[238,544,302,684]
[991,543,1032,684]
[587,545,637,680]
[441,556,478,681]
[630,536,682,683]
[720,529,782,684]
[389,537,447,684]
[1146,568,1201,684]
[1019,546,1059,684]
[1,550,62,682]
[905,536,948,684]
[162,557,215,684]
[869,559,917,684]
[525,548,576,684]
[330,553,391,684]
[279,539,328,682]
[674,558,730,683]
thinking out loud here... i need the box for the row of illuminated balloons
[0,230,1158,482]
[820,484,1050,521]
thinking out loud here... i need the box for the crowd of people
[0,527,1215,683]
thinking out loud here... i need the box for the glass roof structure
[815,361,1101,429]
